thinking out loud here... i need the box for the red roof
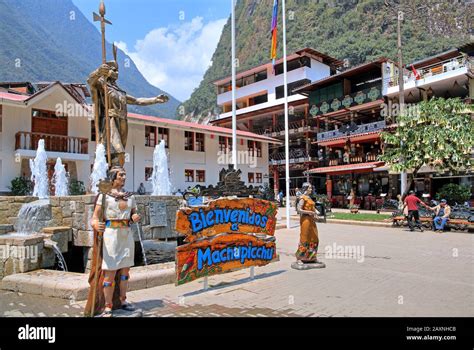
[307,161,385,175]
[317,130,382,146]
[0,91,29,101]
[128,113,280,143]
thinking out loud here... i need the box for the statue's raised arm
[127,93,169,106]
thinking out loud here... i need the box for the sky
[72,0,230,101]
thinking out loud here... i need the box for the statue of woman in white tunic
[88,167,140,317]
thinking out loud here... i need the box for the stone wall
[0,195,182,247]
[0,196,38,226]
[0,195,182,278]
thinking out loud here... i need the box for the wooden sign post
[175,198,278,286]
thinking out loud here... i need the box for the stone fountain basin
[0,233,45,277]
[1,262,175,301]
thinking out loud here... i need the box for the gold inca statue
[88,1,169,167]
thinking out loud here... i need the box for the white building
[0,82,278,194]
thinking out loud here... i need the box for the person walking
[278,190,284,207]
[429,199,451,233]
[404,190,430,232]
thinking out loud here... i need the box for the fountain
[44,239,68,271]
[29,139,49,199]
[151,140,171,195]
[53,157,69,197]
[90,143,108,194]
[14,199,52,234]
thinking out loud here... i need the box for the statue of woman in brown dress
[292,182,326,270]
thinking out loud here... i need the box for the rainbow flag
[270,0,279,71]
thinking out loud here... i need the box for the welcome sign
[175,198,278,286]
[175,198,278,242]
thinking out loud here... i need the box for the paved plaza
[1,223,473,317]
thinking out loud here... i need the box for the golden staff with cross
[93,0,112,166]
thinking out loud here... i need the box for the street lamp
[384,2,429,196]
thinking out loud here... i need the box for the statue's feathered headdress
[105,43,119,69]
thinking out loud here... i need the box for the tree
[379,97,474,195]
[435,183,471,205]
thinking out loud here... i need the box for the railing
[255,119,317,136]
[270,149,316,164]
[317,120,386,142]
[387,55,469,87]
[318,152,381,167]
[309,85,383,117]
[15,132,88,154]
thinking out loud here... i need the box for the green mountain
[181,0,473,122]
[0,0,180,118]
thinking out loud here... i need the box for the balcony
[256,119,318,138]
[309,85,383,117]
[386,55,470,97]
[270,149,316,165]
[318,152,380,167]
[15,132,89,161]
[317,120,386,142]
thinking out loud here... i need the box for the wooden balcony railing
[15,132,88,154]
[319,152,381,167]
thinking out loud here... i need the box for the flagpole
[282,0,290,229]
[231,0,237,169]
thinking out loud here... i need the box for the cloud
[117,16,226,102]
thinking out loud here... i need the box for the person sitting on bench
[429,199,451,233]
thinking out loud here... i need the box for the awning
[318,138,348,147]
[350,131,381,143]
[317,130,381,147]
[307,161,385,175]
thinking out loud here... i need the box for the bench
[392,216,473,232]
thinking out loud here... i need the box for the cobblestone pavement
[1,223,473,317]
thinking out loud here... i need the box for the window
[158,127,169,147]
[256,141,262,157]
[195,133,205,152]
[248,172,255,183]
[219,136,232,152]
[310,82,343,106]
[248,140,255,156]
[217,70,267,94]
[196,170,205,182]
[247,141,262,157]
[145,126,157,147]
[275,79,311,99]
[275,56,311,75]
[185,131,194,151]
[248,93,268,106]
[185,169,194,182]
[32,108,68,135]
[90,120,96,142]
[256,173,263,183]
[145,167,153,181]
